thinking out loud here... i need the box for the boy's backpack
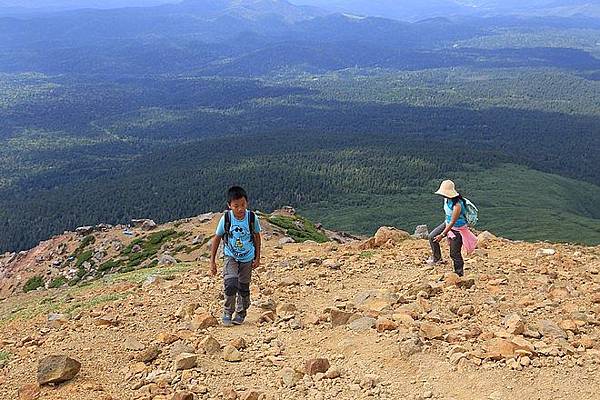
[461,198,479,226]
[223,210,256,249]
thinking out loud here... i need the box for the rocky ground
[1,213,600,400]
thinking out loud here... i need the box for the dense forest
[0,1,599,252]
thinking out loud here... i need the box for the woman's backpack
[462,198,479,226]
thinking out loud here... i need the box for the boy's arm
[252,232,262,268]
[210,235,222,275]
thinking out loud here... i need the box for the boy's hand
[210,260,218,276]
[252,258,261,270]
[434,234,444,243]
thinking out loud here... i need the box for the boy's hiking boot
[232,314,245,325]
[222,314,233,327]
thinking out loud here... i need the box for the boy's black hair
[227,186,248,204]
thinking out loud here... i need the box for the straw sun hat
[435,180,459,198]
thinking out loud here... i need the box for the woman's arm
[434,203,462,242]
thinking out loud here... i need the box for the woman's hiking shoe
[222,314,233,327]
[232,314,245,325]
[425,257,446,266]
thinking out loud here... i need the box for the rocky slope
[1,210,599,400]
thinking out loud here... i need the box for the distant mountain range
[289,0,600,20]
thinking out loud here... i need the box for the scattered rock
[136,345,160,363]
[172,392,194,400]
[174,353,197,371]
[330,309,354,327]
[18,384,40,400]
[420,322,443,340]
[305,358,330,375]
[222,345,242,362]
[200,336,221,355]
[124,337,145,351]
[37,355,81,385]
[413,225,429,239]
[280,367,304,388]
[477,231,497,248]
[376,317,398,332]
[349,317,376,332]
[158,254,177,266]
[192,313,218,330]
[239,390,263,400]
[503,313,525,335]
[538,320,567,339]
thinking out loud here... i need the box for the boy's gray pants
[223,257,253,317]
[429,223,464,276]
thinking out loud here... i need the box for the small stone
[305,358,330,375]
[18,384,40,400]
[420,322,443,340]
[239,390,263,400]
[200,336,221,355]
[157,332,179,345]
[276,303,297,316]
[423,391,433,399]
[175,353,197,371]
[520,356,531,367]
[361,374,379,389]
[230,337,247,350]
[503,313,525,335]
[323,259,340,270]
[94,315,119,327]
[349,317,376,332]
[259,311,277,323]
[223,345,242,362]
[222,388,238,400]
[280,367,304,387]
[457,305,475,317]
[538,320,567,339]
[376,317,398,332]
[37,355,81,385]
[172,392,194,400]
[47,313,68,329]
[170,341,195,359]
[124,337,145,351]
[456,278,475,289]
[136,345,160,363]
[325,366,341,379]
[192,313,218,330]
[330,309,354,327]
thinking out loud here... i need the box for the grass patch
[0,350,10,366]
[359,251,375,259]
[48,276,67,289]
[268,215,329,243]
[63,292,131,315]
[23,275,44,292]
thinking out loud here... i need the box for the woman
[427,180,477,277]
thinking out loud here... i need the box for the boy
[210,186,262,326]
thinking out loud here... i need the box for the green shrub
[268,215,329,243]
[75,250,93,268]
[48,276,67,288]
[98,260,120,272]
[23,276,44,292]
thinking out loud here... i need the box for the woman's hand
[434,234,445,243]
[252,258,261,270]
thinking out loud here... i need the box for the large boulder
[37,355,81,385]
[374,227,411,247]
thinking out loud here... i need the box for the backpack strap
[248,211,256,247]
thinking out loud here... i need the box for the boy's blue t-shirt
[216,210,261,262]
[444,199,467,228]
